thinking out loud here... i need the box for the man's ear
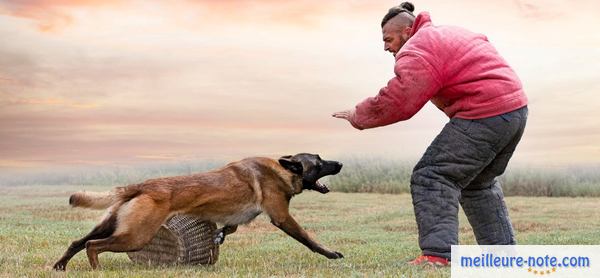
[403,27,412,37]
[278,156,303,175]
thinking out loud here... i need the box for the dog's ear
[278,156,303,175]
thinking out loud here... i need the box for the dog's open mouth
[314,180,330,194]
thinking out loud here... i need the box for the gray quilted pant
[410,106,528,260]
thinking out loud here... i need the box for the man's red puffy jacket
[350,12,528,129]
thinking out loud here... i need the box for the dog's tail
[69,185,142,210]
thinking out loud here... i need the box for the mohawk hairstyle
[381,2,416,28]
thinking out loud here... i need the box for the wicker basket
[127,215,219,266]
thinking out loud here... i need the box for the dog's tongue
[315,180,330,194]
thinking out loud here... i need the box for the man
[332,2,528,266]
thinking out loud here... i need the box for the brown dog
[53,153,344,271]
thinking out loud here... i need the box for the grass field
[1,185,600,277]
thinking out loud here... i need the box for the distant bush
[0,160,224,187]
[326,157,600,197]
[325,156,414,194]
[1,157,600,197]
[499,166,600,197]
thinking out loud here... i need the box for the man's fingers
[332,109,361,130]
[332,110,351,119]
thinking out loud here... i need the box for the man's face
[382,24,411,57]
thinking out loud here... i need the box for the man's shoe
[408,255,450,266]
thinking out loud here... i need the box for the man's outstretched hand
[332,109,362,130]
[332,109,355,121]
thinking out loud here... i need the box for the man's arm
[333,54,441,130]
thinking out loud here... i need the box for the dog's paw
[52,261,66,271]
[213,231,225,245]
[326,251,344,259]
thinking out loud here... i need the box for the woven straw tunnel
[127,215,219,266]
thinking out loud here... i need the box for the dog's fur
[53,153,343,271]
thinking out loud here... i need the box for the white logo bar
[451,245,600,277]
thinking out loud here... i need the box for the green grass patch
[1,185,600,277]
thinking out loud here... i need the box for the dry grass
[1,185,600,277]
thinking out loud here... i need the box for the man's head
[381,2,416,57]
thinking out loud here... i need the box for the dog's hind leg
[85,196,169,270]
[85,234,151,270]
[53,211,118,271]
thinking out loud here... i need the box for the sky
[1,0,599,171]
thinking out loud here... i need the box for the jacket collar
[394,12,433,60]
[410,12,432,36]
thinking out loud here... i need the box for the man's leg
[411,106,527,259]
[460,180,515,245]
[460,107,528,245]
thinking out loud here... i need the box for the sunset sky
[1,0,599,171]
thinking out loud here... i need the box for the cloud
[0,0,124,32]
[512,0,566,20]
[0,0,386,33]
[1,0,599,170]
[2,97,99,109]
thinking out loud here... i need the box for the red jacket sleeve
[350,54,442,130]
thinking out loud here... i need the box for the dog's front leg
[214,225,238,245]
[268,211,343,259]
